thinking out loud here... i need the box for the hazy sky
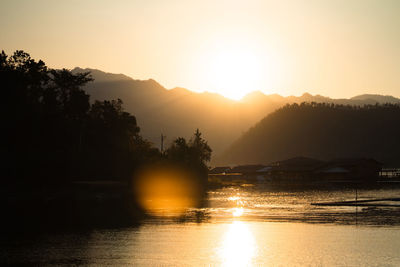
[1,0,400,99]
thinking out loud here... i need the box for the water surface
[2,186,400,266]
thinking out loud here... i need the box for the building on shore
[209,157,383,184]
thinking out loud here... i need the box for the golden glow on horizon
[219,221,256,266]
[2,1,400,99]
[205,47,264,100]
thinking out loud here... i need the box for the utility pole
[161,134,166,154]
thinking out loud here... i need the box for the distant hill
[72,67,400,161]
[350,94,400,104]
[73,67,132,82]
[217,103,400,167]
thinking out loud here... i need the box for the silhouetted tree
[166,129,212,188]
[167,137,190,163]
[1,50,160,184]
[190,129,212,164]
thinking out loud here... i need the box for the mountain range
[73,67,400,163]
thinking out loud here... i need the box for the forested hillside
[218,103,400,167]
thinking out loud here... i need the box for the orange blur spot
[134,165,201,216]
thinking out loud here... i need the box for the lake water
[2,186,400,266]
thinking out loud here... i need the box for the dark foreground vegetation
[1,50,211,229]
[221,102,400,166]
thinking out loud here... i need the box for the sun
[206,47,263,100]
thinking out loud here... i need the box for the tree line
[1,50,212,187]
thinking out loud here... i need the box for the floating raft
[312,198,400,207]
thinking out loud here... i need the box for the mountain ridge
[73,67,400,161]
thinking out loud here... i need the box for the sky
[1,0,400,100]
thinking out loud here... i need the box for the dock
[312,198,400,207]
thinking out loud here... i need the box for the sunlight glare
[232,207,244,217]
[206,46,264,100]
[228,196,240,201]
[219,221,256,266]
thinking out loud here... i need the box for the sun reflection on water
[228,196,240,201]
[219,221,256,266]
[228,194,245,217]
[232,207,244,217]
